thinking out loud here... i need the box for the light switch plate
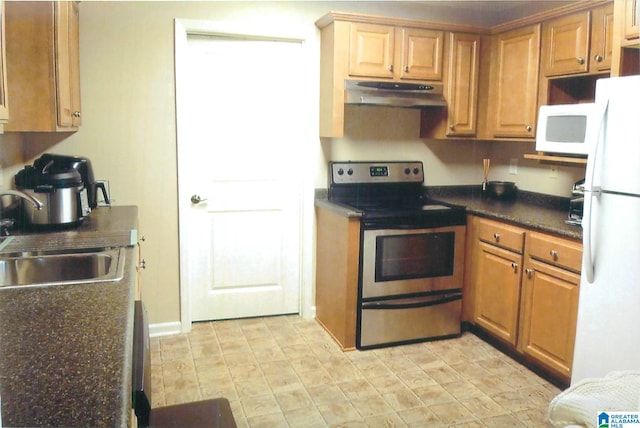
[509,158,518,175]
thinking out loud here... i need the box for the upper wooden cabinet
[349,23,444,81]
[420,32,480,138]
[316,12,476,138]
[611,0,639,76]
[5,1,81,132]
[0,0,9,125]
[349,23,395,79]
[591,4,615,72]
[444,33,480,137]
[622,0,639,41]
[541,4,614,77]
[487,24,541,139]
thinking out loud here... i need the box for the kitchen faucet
[0,190,44,235]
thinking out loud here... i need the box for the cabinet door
[623,0,639,41]
[55,1,81,128]
[474,242,523,346]
[519,258,580,379]
[491,24,540,138]
[542,12,590,76]
[398,28,443,81]
[590,4,614,73]
[445,32,479,136]
[349,22,395,78]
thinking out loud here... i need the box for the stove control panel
[330,161,424,184]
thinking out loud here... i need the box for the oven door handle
[364,222,432,230]
[362,293,461,310]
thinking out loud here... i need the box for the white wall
[0,1,585,327]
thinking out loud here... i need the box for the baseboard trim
[150,321,182,338]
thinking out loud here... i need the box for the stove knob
[337,168,344,175]
[347,168,354,176]
[413,167,420,175]
[404,168,411,175]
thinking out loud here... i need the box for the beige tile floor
[150,315,560,427]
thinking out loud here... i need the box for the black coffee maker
[568,178,584,224]
[32,154,110,209]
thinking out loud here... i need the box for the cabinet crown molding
[315,11,487,34]
[316,1,613,35]
[490,0,613,33]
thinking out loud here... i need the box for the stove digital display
[370,166,388,177]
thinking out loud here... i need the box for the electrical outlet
[549,166,558,179]
[509,158,518,175]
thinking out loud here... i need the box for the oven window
[375,232,454,281]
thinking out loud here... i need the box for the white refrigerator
[571,75,640,384]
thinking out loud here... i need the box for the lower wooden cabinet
[474,241,522,346]
[519,258,580,378]
[469,216,582,382]
[314,206,360,351]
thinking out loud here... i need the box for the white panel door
[180,35,303,321]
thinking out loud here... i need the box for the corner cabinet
[469,216,582,384]
[487,24,541,139]
[4,1,81,132]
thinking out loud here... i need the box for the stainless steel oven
[328,161,467,349]
[362,226,465,298]
[359,225,465,348]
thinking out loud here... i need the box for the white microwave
[535,103,601,156]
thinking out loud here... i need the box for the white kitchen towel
[548,371,640,428]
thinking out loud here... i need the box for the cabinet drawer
[478,218,525,253]
[528,232,582,272]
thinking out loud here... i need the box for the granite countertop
[0,206,138,428]
[315,186,583,241]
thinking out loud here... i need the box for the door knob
[190,194,208,204]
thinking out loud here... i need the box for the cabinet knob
[73,111,81,118]
[525,268,533,277]
[577,57,585,65]
[525,125,532,132]
[449,124,455,130]
[594,54,603,62]
[550,250,559,260]
[493,232,500,242]
[404,65,409,72]
[388,64,394,72]
[138,259,147,270]
[511,262,518,272]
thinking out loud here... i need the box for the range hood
[344,80,447,108]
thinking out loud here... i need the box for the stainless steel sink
[0,248,124,289]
